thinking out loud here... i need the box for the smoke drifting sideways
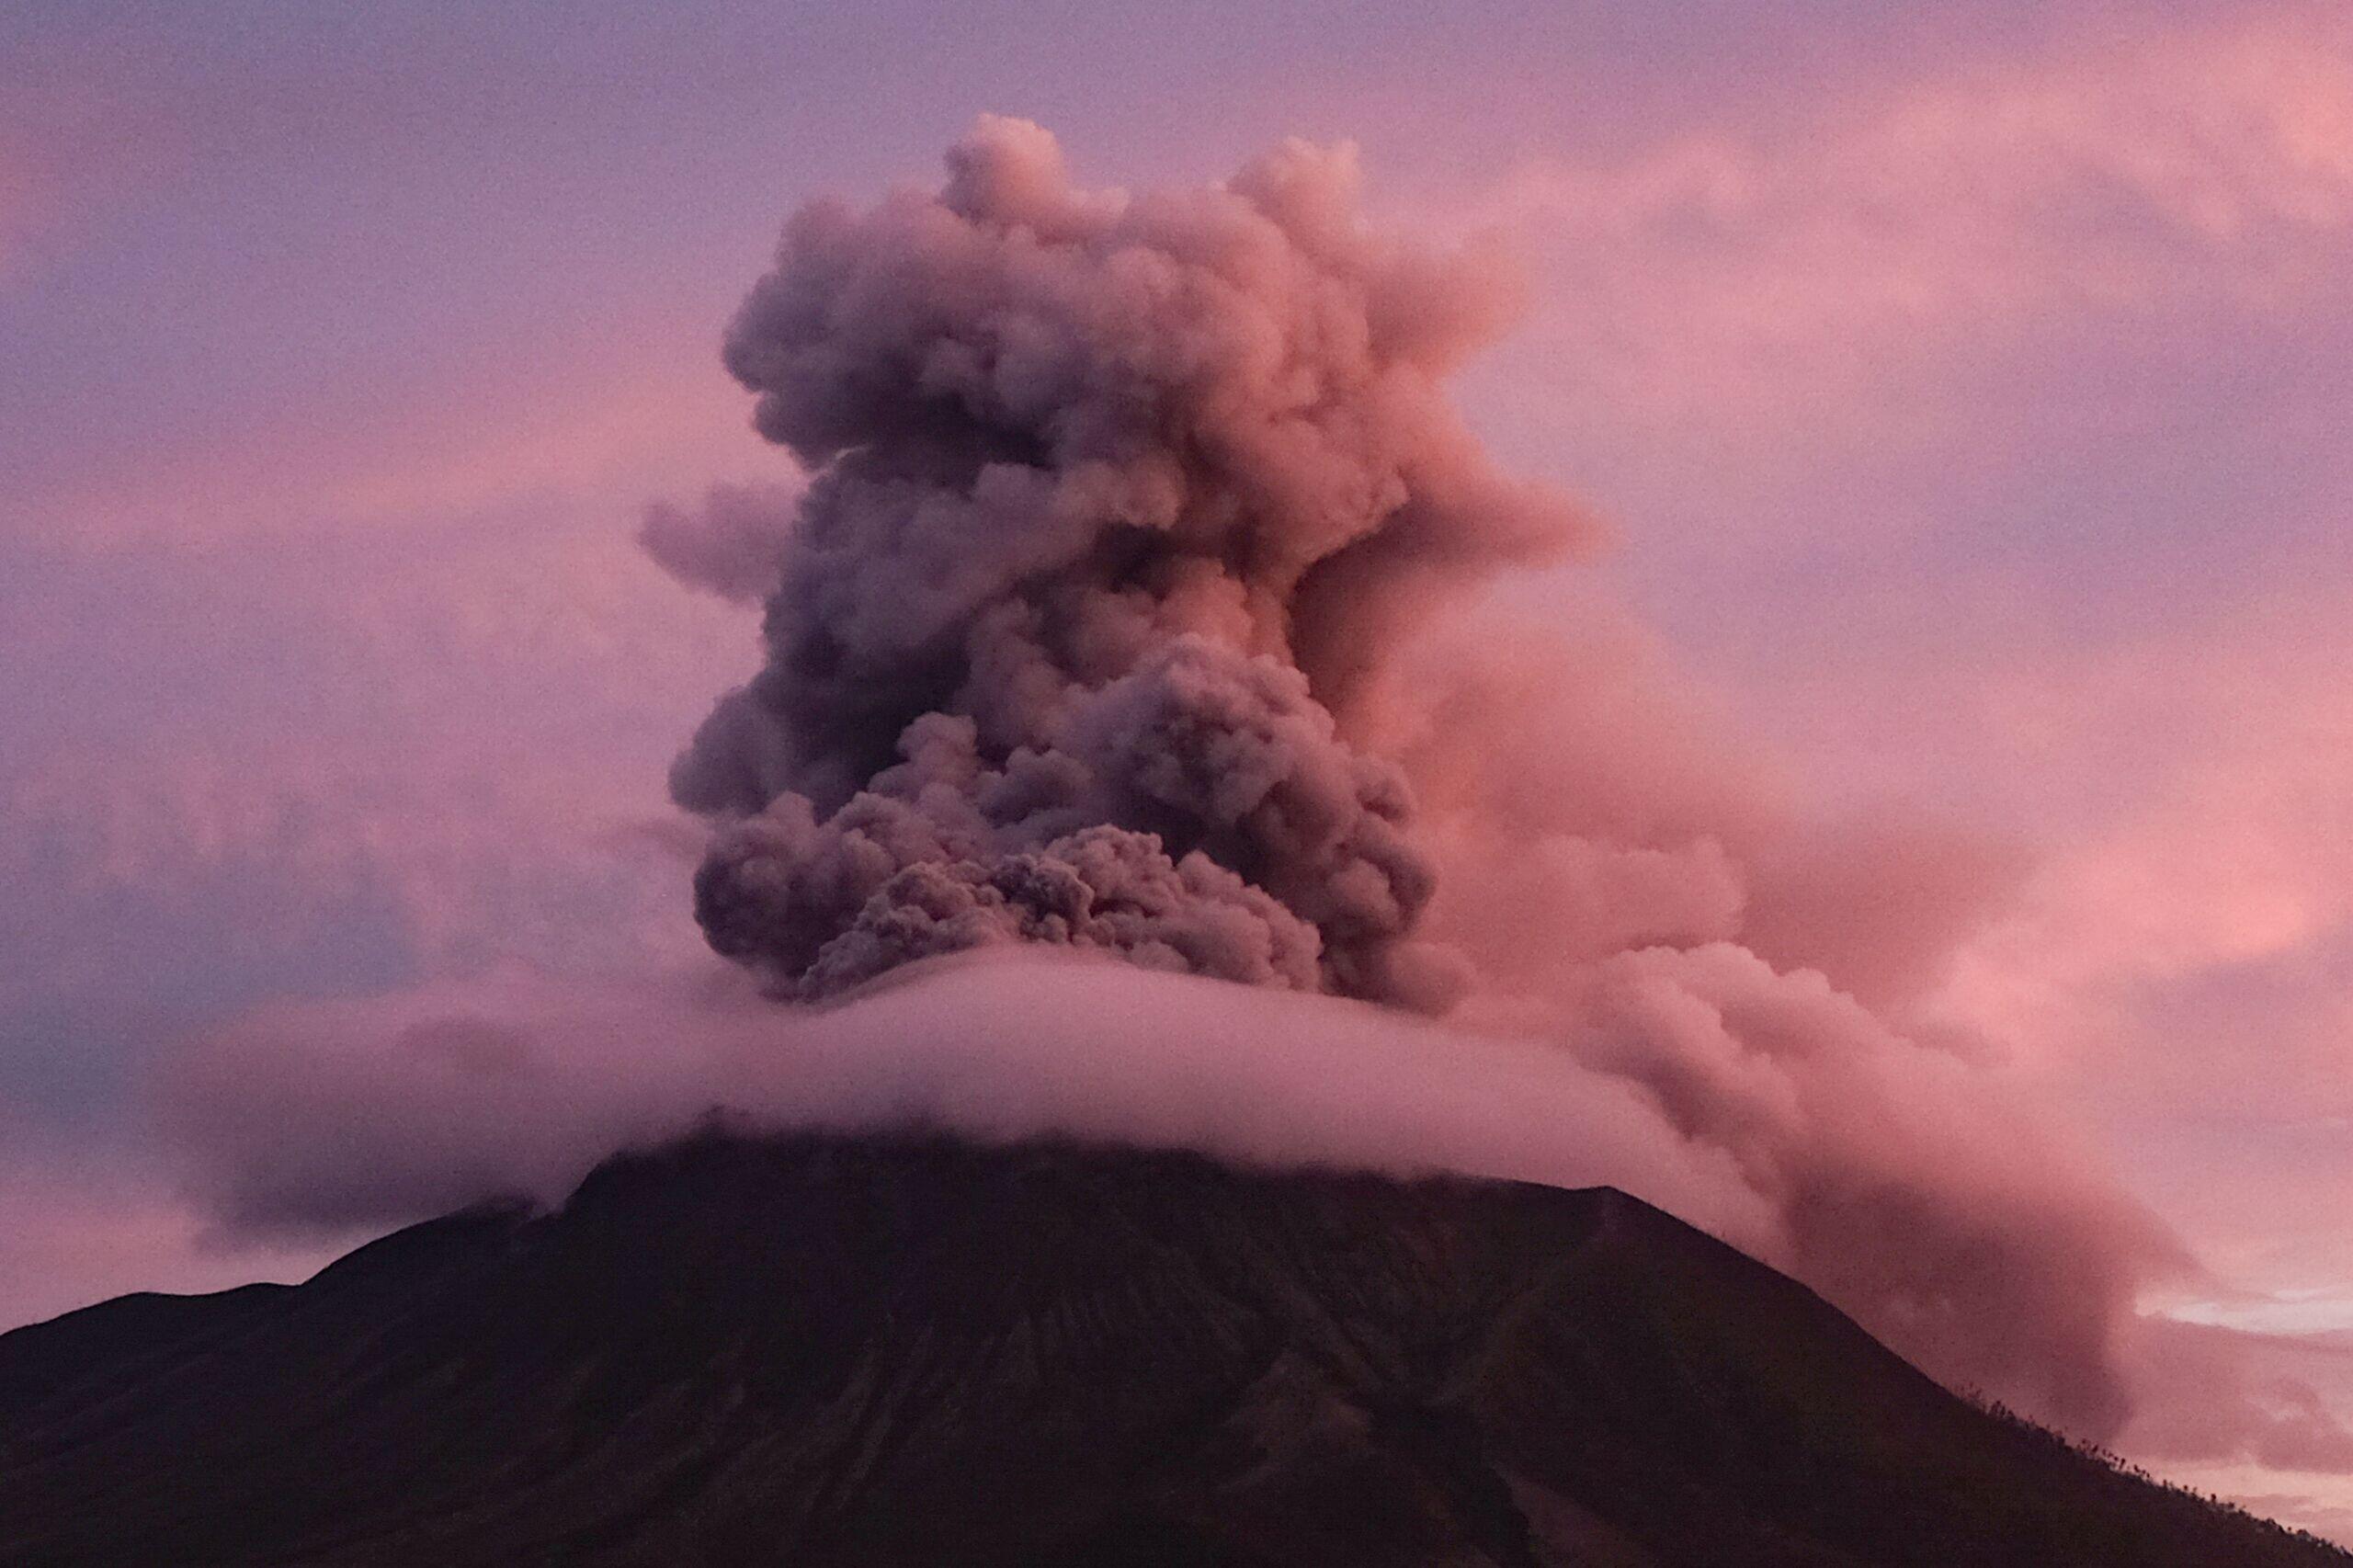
[164,119,2240,1448]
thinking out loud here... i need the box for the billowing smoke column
[673,117,1586,1005]
[648,119,2183,1437]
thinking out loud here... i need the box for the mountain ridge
[3,1130,2343,1566]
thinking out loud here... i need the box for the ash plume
[161,119,2232,1449]
[640,119,2183,1440]
[673,115,1587,1005]
[645,120,2181,1431]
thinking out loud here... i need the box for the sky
[2,0,2348,1540]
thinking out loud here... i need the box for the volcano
[1,1131,2339,1566]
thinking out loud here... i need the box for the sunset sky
[4,0,2349,1539]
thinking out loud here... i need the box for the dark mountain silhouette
[2,1131,2342,1567]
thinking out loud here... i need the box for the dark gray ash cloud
[671,115,1588,1006]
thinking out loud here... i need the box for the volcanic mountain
[2,1131,2340,1567]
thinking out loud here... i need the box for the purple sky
[4,0,2348,1539]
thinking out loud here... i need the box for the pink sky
[2,0,2347,1540]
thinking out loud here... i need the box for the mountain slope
[2,1131,2342,1566]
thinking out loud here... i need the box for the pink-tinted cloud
[8,338,785,553]
[1665,557,2353,1505]
[1471,9,2353,425]
[157,951,1775,1254]
[2121,1314,2353,1546]
[2127,1319,2353,1475]
[0,512,767,1124]
[1742,811,2033,1015]
[1916,590,2353,1329]
[0,1131,337,1331]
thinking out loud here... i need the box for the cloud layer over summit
[3,0,2347,1542]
